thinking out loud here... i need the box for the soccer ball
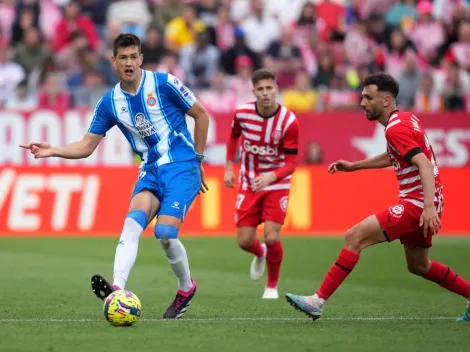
[103,290,142,327]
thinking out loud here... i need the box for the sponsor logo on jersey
[135,113,156,138]
[243,140,278,156]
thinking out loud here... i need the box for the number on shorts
[236,194,245,210]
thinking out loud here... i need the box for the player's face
[252,79,278,109]
[112,46,143,84]
[360,85,387,121]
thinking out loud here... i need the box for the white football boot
[262,287,279,299]
[250,243,267,280]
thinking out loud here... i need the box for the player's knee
[154,224,179,241]
[407,260,431,276]
[237,235,254,249]
[264,231,280,246]
[127,210,148,230]
[344,227,364,252]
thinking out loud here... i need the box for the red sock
[266,241,283,288]
[317,248,360,300]
[425,260,470,298]
[241,237,264,257]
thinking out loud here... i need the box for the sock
[113,217,144,289]
[266,241,283,288]
[317,248,360,300]
[241,237,264,257]
[424,260,470,298]
[159,239,193,292]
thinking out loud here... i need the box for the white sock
[159,238,193,292]
[113,218,143,289]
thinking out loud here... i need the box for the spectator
[0,41,25,107]
[408,1,445,62]
[180,30,220,89]
[156,50,185,81]
[396,51,422,109]
[385,0,418,28]
[197,71,237,113]
[52,1,100,52]
[282,71,318,113]
[13,27,50,79]
[5,81,37,111]
[414,71,444,113]
[141,26,165,66]
[446,21,470,71]
[38,71,70,110]
[442,61,469,111]
[72,70,111,108]
[321,69,359,111]
[221,27,260,75]
[107,0,151,40]
[164,4,206,53]
[214,6,235,52]
[240,0,281,54]
[313,52,335,89]
[385,28,417,78]
[228,55,254,106]
[154,0,185,33]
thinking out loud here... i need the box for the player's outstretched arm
[20,132,103,159]
[329,152,392,173]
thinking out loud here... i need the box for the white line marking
[0,317,458,323]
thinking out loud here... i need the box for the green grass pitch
[0,236,468,352]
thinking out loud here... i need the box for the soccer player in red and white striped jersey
[286,73,470,322]
[225,69,299,299]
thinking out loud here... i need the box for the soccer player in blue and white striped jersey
[20,34,210,319]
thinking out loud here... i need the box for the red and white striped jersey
[385,111,443,209]
[232,101,299,192]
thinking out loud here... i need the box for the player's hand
[420,205,441,237]
[328,160,355,174]
[199,164,209,194]
[253,172,277,192]
[19,142,55,159]
[224,168,236,188]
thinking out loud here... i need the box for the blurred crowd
[1,0,470,113]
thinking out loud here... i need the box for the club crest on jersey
[280,196,289,213]
[389,204,405,218]
[272,128,282,145]
[146,93,157,107]
[135,113,156,138]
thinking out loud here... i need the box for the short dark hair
[113,33,141,56]
[251,68,276,85]
[362,72,399,98]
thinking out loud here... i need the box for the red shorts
[375,200,443,248]
[235,190,289,227]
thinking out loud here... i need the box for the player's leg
[260,190,289,299]
[404,245,470,322]
[235,192,266,280]
[262,221,283,299]
[91,170,161,300]
[286,214,387,320]
[155,160,201,319]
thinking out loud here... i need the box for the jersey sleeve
[385,123,422,162]
[231,113,242,138]
[282,114,299,155]
[88,97,116,135]
[163,73,196,113]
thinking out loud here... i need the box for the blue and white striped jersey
[88,70,197,169]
